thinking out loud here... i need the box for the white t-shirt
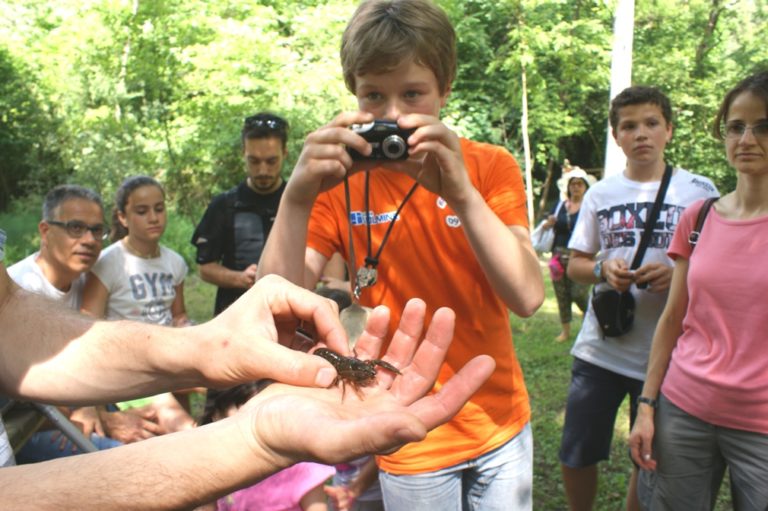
[8,253,85,310]
[568,168,718,380]
[0,229,14,467]
[90,241,187,326]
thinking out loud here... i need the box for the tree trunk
[694,0,723,77]
[537,159,555,218]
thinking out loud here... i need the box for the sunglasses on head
[243,115,287,131]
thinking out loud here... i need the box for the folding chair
[1,398,97,455]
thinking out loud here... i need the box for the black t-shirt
[192,180,286,314]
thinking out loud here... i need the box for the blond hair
[341,0,456,94]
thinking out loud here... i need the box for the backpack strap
[688,197,718,251]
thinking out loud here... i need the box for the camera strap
[345,171,419,300]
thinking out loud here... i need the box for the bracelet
[636,396,658,409]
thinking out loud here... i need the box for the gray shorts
[638,394,768,511]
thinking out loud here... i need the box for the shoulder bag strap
[688,197,718,252]
[552,200,565,218]
[630,164,673,270]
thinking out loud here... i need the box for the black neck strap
[362,170,419,269]
[344,172,419,295]
[630,164,672,270]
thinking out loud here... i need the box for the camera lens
[381,135,407,160]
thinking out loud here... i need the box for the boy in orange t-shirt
[257,1,544,509]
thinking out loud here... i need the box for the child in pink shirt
[199,382,334,511]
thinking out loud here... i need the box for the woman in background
[543,165,595,342]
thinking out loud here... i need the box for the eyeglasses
[47,220,108,240]
[243,115,287,132]
[724,121,768,140]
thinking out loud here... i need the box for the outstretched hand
[237,298,495,467]
[195,275,354,390]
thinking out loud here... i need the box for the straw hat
[557,166,597,200]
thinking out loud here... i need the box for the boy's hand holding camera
[287,111,472,210]
[286,111,376,205]
[393,113,477,212]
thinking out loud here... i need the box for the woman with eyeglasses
[82,175,197,433]
[629,70,768,510]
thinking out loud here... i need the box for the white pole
[521,66,534,228]
[604,0,635,177]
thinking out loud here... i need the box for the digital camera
[348,120,415,161]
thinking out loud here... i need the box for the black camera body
[348,120,415,160]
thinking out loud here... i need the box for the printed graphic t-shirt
[90,241,187,325]
[568,168,718,380]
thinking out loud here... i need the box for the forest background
[3,0,768,261]
[1,1,765,508]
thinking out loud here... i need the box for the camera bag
[592,165,672,338]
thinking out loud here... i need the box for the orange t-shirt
[307,138,531,474]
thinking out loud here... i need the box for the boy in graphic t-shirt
[559,86,719,511]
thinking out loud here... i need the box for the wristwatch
[593,260,605,282]
[637,396,659,409]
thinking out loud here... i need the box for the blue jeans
[379,423,533,511]
[16,430,122,464]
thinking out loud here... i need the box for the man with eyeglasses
[192,112,290,315]
[9,185,106,312]
[7,185,162,462]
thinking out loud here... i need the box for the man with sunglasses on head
[8,184,162,462]
[192,112,290,315]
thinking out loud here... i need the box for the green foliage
[0,195,42,263]
[0,0,765,217]
[0,46,70,210]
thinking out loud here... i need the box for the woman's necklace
[123,237,160,259]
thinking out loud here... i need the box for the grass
[511,262,635,510]
[184,273,217,324]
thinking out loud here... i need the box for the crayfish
[313,348,401,400]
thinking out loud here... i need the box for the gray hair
[42,185,104,221]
